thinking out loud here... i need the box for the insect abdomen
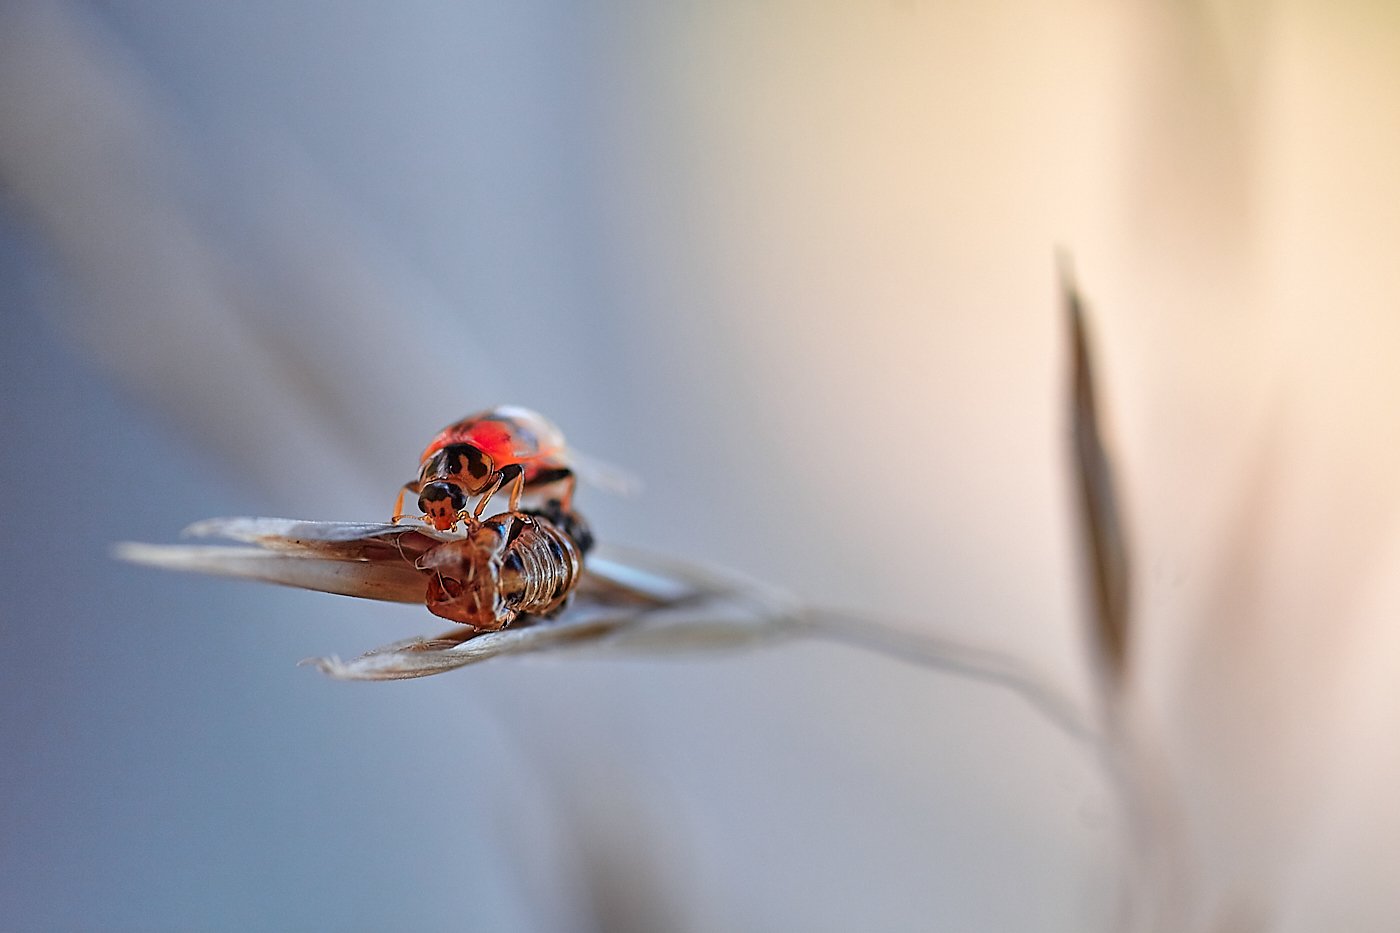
[499,517,583,617]
[420,512,584,630]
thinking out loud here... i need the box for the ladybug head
[418,481,467,531]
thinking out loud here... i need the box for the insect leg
[391,480,420,523]
[504,464,527,512]
[470,464,528,518]
[472,471,506,519]
[528,466,576,510]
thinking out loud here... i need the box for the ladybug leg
[391,480,420,524]
[472,464,526,518]
[528,466,576,511]
[505,465,527,512]
[471,472,502,519]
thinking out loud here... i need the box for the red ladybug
[393,406,577,531]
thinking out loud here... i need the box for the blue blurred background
[19,1,1400,930]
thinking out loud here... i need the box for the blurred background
[3,1,1399,930]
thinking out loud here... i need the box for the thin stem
[796,608,1100,745]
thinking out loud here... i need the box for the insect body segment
[418,510,585,631]
[394,406,578,531]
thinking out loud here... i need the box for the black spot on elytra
[436,444,492,482]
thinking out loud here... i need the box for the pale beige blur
[598,3,1400,929]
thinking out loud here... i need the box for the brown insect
[416,509,587,631]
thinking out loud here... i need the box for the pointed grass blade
[1064,265,1133,682]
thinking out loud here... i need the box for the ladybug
[393,406,577,531]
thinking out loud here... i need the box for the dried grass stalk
[117,517,1093,740]
[117,518,803,681]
